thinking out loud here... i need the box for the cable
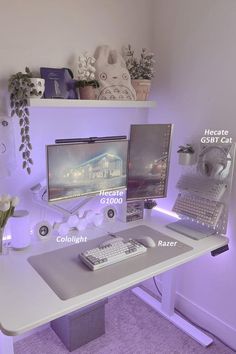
[151,278,236,353]
[107,232,117,238]
[153,276,162,297]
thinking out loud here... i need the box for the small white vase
[178,152,196,166]
[29,78,45,98]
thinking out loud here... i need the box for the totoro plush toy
[94,45,136,100]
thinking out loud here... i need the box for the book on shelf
[40,67,78,99]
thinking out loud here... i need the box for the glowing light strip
[3,234,12,241]
[154,206,180,219]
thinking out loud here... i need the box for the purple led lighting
[3,234,12,241]
[154,206,180,219]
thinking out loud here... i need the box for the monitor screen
[127,124,172,200]
[47,140,128,202]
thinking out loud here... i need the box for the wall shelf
[28,98,156,109]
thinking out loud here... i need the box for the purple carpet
[14,289,234,354]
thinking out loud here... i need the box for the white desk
[0,210,228,353]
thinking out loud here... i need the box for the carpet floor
[14,290,234,354]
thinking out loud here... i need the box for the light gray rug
[15,290,234,354]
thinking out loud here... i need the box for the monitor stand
[166,219,216,240]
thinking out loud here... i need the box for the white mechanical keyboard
[80,237,147,270]
[173,193,224,227]
[176,175,227,201]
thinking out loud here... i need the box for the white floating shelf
[28,98,156,108]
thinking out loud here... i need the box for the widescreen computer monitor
[127,124,172,200]
[46,140,128,202]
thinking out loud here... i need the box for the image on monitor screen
[127,124,172,200]
[47,140,128,202]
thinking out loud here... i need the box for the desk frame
[0,270,213,354]
[133,270,213,347]
[0,214,228,354]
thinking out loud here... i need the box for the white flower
[78,73,86,81]
[11,196,20,207]
[77,52,97,81]
[0,201,10,212]
[78,54,86,63]
[88,65,96,73]
[90,73,95,80]
[1,194,11,202]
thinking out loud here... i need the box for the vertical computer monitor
[46,140,128,202]
[126,124,172,200]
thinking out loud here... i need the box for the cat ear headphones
[198,145,232,180]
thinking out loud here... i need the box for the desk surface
[28,225,193,301]
[0,210,228,336]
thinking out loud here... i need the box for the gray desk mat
[28,225,193,301]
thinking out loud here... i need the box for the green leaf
[28,158,33,165]
[28,143,32,150]
[19,118,24,126]
[22,161,27,169]
[19,144,24,151]
[11,110,15,117]
[27,167,31,175]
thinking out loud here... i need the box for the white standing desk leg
[161,268,176,316]
[0,332,14,354]
[132,269,213,347]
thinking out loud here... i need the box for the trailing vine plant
[8,67,38,174]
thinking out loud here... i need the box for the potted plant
[8,67,45,174]
[177,144,196,165]
[124,45,155,100]
[75,53,99,99]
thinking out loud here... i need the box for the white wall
[148,0,236,348]
[0,0,152,210]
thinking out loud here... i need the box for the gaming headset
[197,145,232,180]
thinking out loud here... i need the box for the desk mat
[28,225,193,300]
